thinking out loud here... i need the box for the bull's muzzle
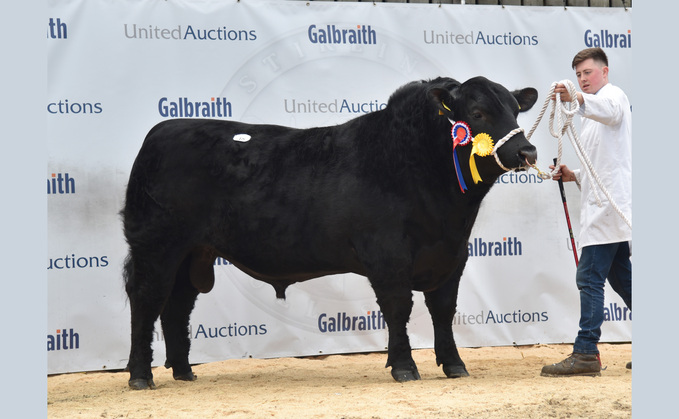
[492,128,537,171]
[519,146,538,166]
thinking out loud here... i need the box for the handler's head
[572,47,609,95]
[572,47,608,70]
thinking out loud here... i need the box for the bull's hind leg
[160,255,200,382]
[424,277,469,378]
[124,251,177,390]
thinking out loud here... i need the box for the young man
[542,47,632,377]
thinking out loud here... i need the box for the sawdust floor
[48,343,631,418]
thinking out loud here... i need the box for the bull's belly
[217,244,365,284]
[224,253,358,299]
[235,261,349,284]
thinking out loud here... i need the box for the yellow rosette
[469,133,494,184]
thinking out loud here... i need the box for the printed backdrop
[47,0,632,374]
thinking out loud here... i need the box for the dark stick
[554,158,579,267]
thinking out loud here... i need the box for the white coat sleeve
[578,91,623,126]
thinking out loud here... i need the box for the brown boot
[541,353,601,377]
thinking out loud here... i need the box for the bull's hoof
[173,371,197,381]
[443,364,469,378]
[128,378,156,390]
[391,367,421,382]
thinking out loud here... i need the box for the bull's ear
[512,88,538,112]
[428,87,456,119]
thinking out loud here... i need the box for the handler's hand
[552,83,583,105]
[551,83,572,102]
[548,164,576,182]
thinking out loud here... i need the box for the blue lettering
[47,173,76,194]
[468,237,522,257]
[47,328,79,351]
[158,97,168,117]
[47,100,103,115]
[308,24,318,43]
[584,29,631,48]
[318,311,385,332]
[48,18,67,39]
[194,324,207,339]
[308,24,375,44]
[47,254,110,270]
[158,97,232,118]
[318,313,327,332]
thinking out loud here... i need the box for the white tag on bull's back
[233,134,251,142]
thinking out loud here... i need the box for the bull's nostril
[520,148,538,165]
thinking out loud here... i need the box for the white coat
[573,82,632,249]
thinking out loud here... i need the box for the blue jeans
[573,241,632,355]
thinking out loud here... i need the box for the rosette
[469,133,495,184]
[451,122,472,147]
[471,133,494,157]
[451,121,472,193]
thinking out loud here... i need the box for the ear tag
[450,121,472,193]
[442,102,452,112]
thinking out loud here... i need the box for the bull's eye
[471,112,483,120]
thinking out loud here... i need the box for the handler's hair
[572,47,608,69]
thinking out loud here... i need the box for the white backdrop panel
[47,0,632,374]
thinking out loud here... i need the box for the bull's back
[127,119,334,210]
[123,118,366,275]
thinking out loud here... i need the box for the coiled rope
[526,80,631,230]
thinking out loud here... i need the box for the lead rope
[526,80,631,230]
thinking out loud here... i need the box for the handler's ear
[428,87,456,119]
[512,87,538,113]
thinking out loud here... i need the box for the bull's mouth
[498,152,536,172]
[497,149,537,173]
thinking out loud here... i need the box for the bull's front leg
[424,277,469,378]
[371,280,420,382]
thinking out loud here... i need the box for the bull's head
[428,77,538,188]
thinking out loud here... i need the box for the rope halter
[491,127,525,172]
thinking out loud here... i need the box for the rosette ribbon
[450,121,472,193]
[469,133,495,184]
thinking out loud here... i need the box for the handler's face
[575,58,608,95]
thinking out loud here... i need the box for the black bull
[122,77,538,389]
